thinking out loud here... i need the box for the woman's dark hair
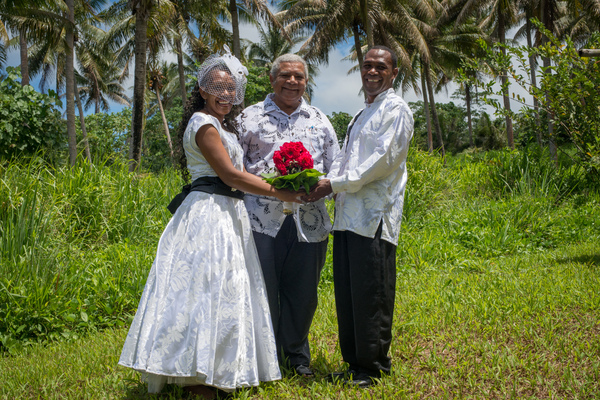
[174,83,205,183]
[174,81,242,183]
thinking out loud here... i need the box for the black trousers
[333,223,397,377]
[252,215,328,367]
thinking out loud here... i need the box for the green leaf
[262,169,325,194]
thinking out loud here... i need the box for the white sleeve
[330,103,413,194]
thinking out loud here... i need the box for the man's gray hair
[270,54,309,79]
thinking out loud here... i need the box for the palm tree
[0,0,57,85]
[146,59,175,158]
[539,0,564,159]
[129,0,153,171]
[281,0,361,66]
[30,0,107,164]
[440,4,490,151]
[282,0,448,116]
[399,0,484,156]
[0,10,8,67]
[65,0,77,165]
[165,0,231,103]
[228,0,280,59]
[514,0,542,144]
[4,0,103,164]
[103,0,177,171]
[564,0,600,45]
[247,24,302,68]
[75,40,130,114]
[456,0,520,149]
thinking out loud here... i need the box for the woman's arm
[195,124,301,203]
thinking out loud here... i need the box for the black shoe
[344,372,377,388]
[292,364,314,377]
[326,369,357,382]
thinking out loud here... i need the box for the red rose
[297,152,314,169]
[281,143,296,159]
[273,151,287,175]
[272,142,313,175]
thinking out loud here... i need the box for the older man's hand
[302,179,333,202]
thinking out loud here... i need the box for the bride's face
[200,70,236,121]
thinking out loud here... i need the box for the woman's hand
[274,188,304,204]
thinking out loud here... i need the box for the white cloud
[309,48,363,116]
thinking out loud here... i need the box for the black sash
[167,176,244,214]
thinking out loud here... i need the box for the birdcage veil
[197,45,248,106]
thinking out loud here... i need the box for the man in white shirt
[305,46,414,387]
[236,54,340,377]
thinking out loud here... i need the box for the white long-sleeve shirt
[237,94,340,242]
[328,89,414,245]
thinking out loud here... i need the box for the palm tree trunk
[176,38,187,103]
[130,0,150,172]
[420,62,433,154]
[359,0,373,48]
[19,29,29,86]
[541,0,556,160]
[66,0,77,166]
[155,88,174,158]
[466,84,473,147]
[353,22,366,100]
[56,69,60,97]
[543,54,556,160]
[353,22,364,70]
[525,15,541,145]
[424,61,445,157]
[230,0,241,58]
[498,10,514,149]
[74,77,91,163]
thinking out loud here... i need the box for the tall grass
[0,158,181,353]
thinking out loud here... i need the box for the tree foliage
[410,101,504,154]
[143,97,183,172]
[75,107,131,164]
[460,23,600,182]
[244,64,271,106]
[327,111,353,145]
[0,67,64,160]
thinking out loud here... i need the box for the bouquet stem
[283,201,294,215]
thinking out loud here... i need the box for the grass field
[1,148,599,399]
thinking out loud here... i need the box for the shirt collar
[264,93,311,117]
[365,88,395,106]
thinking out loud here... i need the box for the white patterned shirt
[237,94,340,242]
[328,89,414,245]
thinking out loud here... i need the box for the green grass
[1,147,599,399]
[1,241,598,399]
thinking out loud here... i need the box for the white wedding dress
[119,112,281,393]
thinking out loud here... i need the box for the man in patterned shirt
[236,54,340,377]
[305,46,414,387]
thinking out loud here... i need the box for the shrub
[0,67,65,160]
[76,108,131,164]
[460,24,600,184]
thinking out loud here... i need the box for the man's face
[361,49,398,103]
[270,61,307,111]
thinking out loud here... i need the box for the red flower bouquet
[262,141,324,193]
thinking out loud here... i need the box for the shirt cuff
[329,176,346,194]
